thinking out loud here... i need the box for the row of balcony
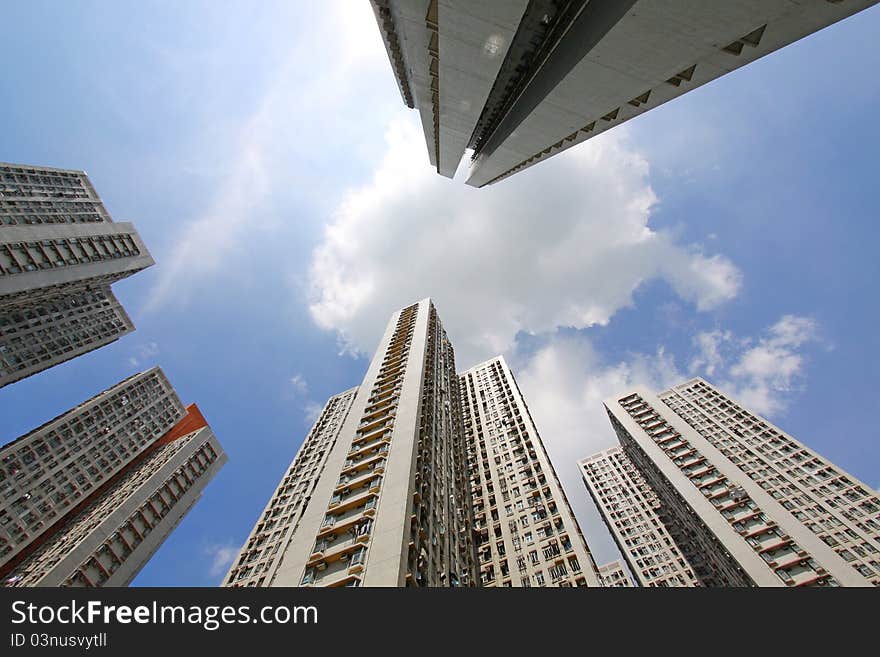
[328,480,382,514]
[318,497,377,538]
[341,442,390,475]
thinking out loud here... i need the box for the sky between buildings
[1,1,878,585]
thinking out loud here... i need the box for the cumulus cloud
[513,334,684,466]
[690,315,820,416]
[308,117,741,367]
[509,333,685,563]
[204,542,239,581]
[507,314,822,562]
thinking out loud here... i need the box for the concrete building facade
[226,302,604,587]
[580,445,701,587]
[603,382,877,586]
[658,378,880,585]
[460,356,599,586]
[1,367,226,587]
[223,387,359,586]
[597,560,633,587]
[229,299,479,587]
[0,162,153,387]
[371,1,879,186]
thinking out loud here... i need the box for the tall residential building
[371,1,878,186]
[222,387,359,587]
[597,560,633,587]
[460,356,599,587]
[602,379,879,587]
[580,445,701,587]
[0,367,226,587]
[0,162,154,387]
[227,299,478,587]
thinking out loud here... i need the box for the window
[838,549,855,562]
[549,563,568,580]
[351,547,367,565]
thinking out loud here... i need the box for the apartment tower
[601,378,879,586]
[222,387,360,586]
[1,367,226,586]
[370,1,878,186]
[460,356,599,586]
[0,162,153,387]
[597,560,633,587]
[580,445,701,587]
[227,299,478,587]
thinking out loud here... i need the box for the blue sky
[1,2,878,585]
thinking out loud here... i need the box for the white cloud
[507,314,822,563]
[513,334,684,466]
[144,1,391,311]
[289,373,309,397]
[690,315,820,416]
[287,373,324,426]
[204,542,239,581]
[127,341,160,368]
[303,401,323,424]
[509,333,685,564]
[308,117,741,367]
[688,329,733,376]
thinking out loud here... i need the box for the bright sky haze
[1,1,879,585]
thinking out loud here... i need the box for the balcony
[336,467,381,493]
[641,418,664,431]
[770,550,808,571]
[729,507,761,525]
[374,370,404,390]
[381,351,406,368]
[372,378,401,395]
[670,446,696,460]
[696,474,725,490]
[679,455,705,470]
[308,535,368,567]
[718,496,749,513]
[317,566,362,588]
[317,501,377,538]
[361,400,394,422]
[350,430,391,454]
[330,488,378,515]
[347,439,391,464]
[378,359,405,377]
[330,476,380,507]
[686,464,712,480]
[788,566,829,587]
[368,388,397,406]
[341,453,386,477]
[705,486,732,501]
[756,534,792,554]
[358,415,394,436]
